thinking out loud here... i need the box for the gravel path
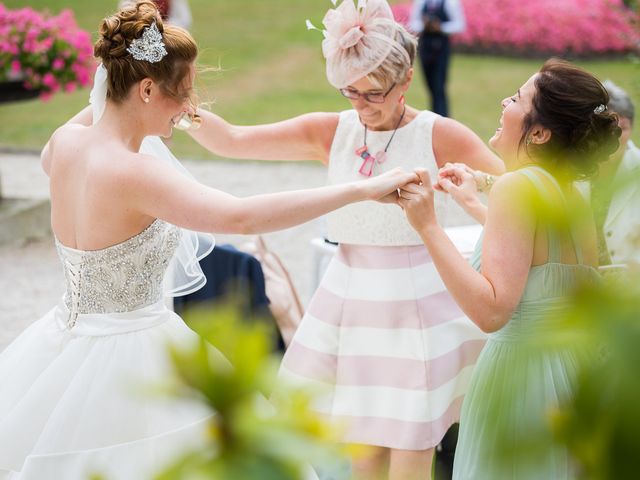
[0,151,474,350]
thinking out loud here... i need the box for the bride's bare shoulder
[46,123,91,160]
[51,122,88,144]
[42,124,87,175]
[93,149,170,193]
[46,125,142,178]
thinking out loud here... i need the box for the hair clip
[127,21,168,63]
[593,104,607,114]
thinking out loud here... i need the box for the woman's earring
[526,136,532,146]
[144,98,150,104]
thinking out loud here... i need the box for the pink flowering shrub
[392,0,639,56]
[0,5,94,100]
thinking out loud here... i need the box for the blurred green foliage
[478,269,640,478]
[482,167,640,479]
[549,270,640,479]
[155,299,342,480]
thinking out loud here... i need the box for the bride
[0,2,417,478]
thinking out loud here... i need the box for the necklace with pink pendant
[356,105,406,177]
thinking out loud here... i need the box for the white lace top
[56,219,181,328]
[326,109,445,246]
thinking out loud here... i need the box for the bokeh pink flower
[0,4,95,100]
[392,0,639,56]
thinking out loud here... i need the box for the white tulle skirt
[0,300,213,480]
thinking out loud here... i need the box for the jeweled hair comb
[126,21,168,63]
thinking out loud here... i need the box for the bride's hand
[362,168,419,202]
[377,191,401,204]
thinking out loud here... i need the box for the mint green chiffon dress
[452,167,600,480]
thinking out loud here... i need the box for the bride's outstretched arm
[187,109,338,164]
[125,152,416,234]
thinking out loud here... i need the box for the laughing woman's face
[489,74,537,168]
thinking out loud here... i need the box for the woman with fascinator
[184,0,503,477]
[0,2,417,478]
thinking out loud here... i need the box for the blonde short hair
[366,24,416,90]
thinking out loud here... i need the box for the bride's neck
[97,102,147,152]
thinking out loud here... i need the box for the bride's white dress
[0,219,213,479]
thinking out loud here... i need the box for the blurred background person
[120,0,192,29]
[586,80,639,266]
[409,0,466,117]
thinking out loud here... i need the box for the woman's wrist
[462,194,485,211]
[417,220,441,239]
[466,200,488,225]
[351,180,370,202]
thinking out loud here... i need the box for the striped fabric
[279,244,486,450]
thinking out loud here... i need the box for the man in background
[410,0,465,117]
[589,80,640,265]
[119,0,192,29]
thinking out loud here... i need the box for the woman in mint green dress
[398,59,621,479]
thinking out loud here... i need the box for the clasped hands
[395,163,483,231]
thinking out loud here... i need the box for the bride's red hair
[94,1,197,103]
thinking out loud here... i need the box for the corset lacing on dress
[55,219,181,329]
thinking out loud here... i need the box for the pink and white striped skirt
[279,244,486,451]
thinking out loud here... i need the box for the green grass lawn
[1,0,638,159]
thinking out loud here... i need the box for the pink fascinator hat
[307,0,410,89]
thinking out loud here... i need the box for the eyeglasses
[339,83,396,104]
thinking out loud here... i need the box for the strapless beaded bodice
[55,219,181,328]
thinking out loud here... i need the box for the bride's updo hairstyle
[94,0,197,103]
[522,59,621,180]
